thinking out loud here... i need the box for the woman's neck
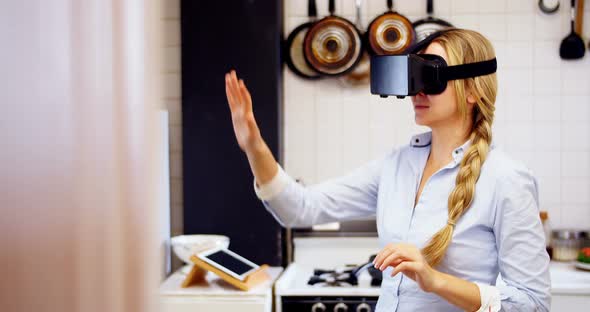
[429,124,472,166]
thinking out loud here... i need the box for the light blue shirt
[255,131,551,312]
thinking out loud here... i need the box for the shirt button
[415,139,419,143]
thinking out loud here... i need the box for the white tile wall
[160,0,183,240]
[283,0,590,229]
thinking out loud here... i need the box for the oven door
[281,296,378,312]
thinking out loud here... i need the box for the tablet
[197,247,260,281]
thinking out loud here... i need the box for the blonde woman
[224,29,550,312]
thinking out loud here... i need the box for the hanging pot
[284,0,322,79]
[412,0,453,43]
[366,0,415,55]
[303,0,363,76]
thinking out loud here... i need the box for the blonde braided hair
[420,29,498,268]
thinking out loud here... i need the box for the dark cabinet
[181,1,284,266]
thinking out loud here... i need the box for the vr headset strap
[440,58,497,81]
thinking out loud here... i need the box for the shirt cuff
[253,163,290,201]
[474,282,501,312]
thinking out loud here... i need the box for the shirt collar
[410,131,475,165]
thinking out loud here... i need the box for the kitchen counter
[549,261,590,295]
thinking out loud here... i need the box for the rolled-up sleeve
[492,166,551,311]
[253,153,388,228]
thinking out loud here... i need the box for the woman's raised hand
[225,70,263,153]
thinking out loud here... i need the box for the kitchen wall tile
[533,41,563,68]
[504,41,533,68]
[502,69,533,95]
[507,94,533,121]
[341,0,369,17]
[561,96,590,122]
[169,125,182,152]
[169,151,183,178]
[561,178,590,204]
[533,122,561,151]
[164,73,181,99]
[543,204,562,229]
[170,178,183,205]
[537,176,562,206]
[478,14,507,41]
[451,0,479,14]
[163,47,180,73]
[533,95,560,122]
[316,99,343,181]
[561,65,590,96]
[478,0,506,13]
[165,99,182,126]
[163,20,180,46]
[561,152,590,177]
[506,122,535,151]
[162,0,179,19]
[449,14,480,30]
[562,122,590,151]
[534,12,564,40]
[534,68,561,95]
[532,151,560,177]
[507,14,534,41]
[432,0,452,16]
[560,205,590,230]
[507,0,535,13]
[394,1,425,16]
[341,99,370,171]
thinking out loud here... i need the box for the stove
[275,237,382,312]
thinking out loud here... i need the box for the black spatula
[560,0,585,59]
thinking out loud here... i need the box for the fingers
[225,70,244,112]
[373,244,395,269]
[225,74,237,112]
[379,251,404,271]
[390,261,418,277]
[238,79,253,113]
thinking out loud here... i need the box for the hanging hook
[539,0,560,14]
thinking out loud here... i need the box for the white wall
[160,0,183,239]
[283,0,590,229]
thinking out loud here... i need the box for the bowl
[171,234,230,264]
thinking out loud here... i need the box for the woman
[224,29,550,312]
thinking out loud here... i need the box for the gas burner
[308,266,361,286]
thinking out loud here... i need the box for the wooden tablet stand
[181,254,270,291]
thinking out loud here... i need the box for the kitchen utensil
[366,0,415,55]
[560,0,585,59]
[412,0,453,43]
[303,0,363,76]
[339,0,371,86]
[171,234,230,264]
[576,0,585,35]
[285,0,322,79]
[539,0,560,14]
[552,230,587,261]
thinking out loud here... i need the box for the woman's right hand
[225,70,263,153]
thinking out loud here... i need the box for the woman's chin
[414,115,430,126]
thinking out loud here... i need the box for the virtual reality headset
[370,29,497,99]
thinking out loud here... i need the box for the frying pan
[303,0,363,76]
[366,0,415,55]
[412,0,453,43]
[285,0,322,79]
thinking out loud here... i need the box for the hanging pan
[366,0,415,55]
[412,0,453,43]
[285,0,322,79]
[303,0,363,76]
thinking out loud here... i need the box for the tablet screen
[204,250,255,275]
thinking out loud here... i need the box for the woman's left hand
[373,243,442,293]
